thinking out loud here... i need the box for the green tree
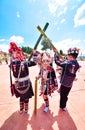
[41,39,52,51]
[59,49,67,56]
[60,50,63,55]
[21,46,32,54]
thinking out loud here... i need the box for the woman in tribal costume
[9,42,36,114]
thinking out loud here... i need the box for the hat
[42,52,51,62]
[67,48,80,58]
[9,42,25,61]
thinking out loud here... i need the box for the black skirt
[14,81,34,99]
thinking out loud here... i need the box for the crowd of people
[8,42,80,114]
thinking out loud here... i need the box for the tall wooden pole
[34,77,38,114]
[28,22,49,61]
[37,25,63,59]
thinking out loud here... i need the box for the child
[9,42,37,114]
[36,52,58,112]
[53,47,80,111]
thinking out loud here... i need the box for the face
[42,60,50,68]
[67,55,73,61]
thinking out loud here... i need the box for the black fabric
[14,82,34,98]
[11,61,29,78]
[60,85,71,108]
[20,98,29,103]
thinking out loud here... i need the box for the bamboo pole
[28,22,49,61]
[34,77,38,114]
[37,25,63,59]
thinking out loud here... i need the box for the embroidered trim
[15,84,30,94]
[15,75,29,82]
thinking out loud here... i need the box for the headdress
[42,52,51,62]
[9,42,25,61]
[67,47,80,58]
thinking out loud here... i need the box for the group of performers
[9,42,80,113]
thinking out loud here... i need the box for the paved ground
[0,61,85,130]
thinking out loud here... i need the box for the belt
[15,75,29,82]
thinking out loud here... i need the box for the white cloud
[37,38,81,54]
[58,7,67,17]
[9,35,24,44]
[71,5,77,10]
[74,3,85,27]
[48,3,57,16]
[0,44,9,53]
[54,0,68,6]
[16,11,20,18]
[47,0,68,16]
[53,39,80,53]
[0,39,5,42]
[37,38,82,56]
[0,36,24,52]
[60,18,66,23]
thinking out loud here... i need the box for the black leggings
[20,97,29,103]
[60,85,71,108]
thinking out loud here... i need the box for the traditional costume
[54,47,80,111]
[9,42,36,113]
[37,52,58,112]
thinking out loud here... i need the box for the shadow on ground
[0,104,77,130]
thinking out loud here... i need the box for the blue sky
[0,0,85,55]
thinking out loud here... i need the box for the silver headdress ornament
[67,47,80,58]
[42,52,51,62]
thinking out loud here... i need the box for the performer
[9,42,37,114]
[53,47,80,111]
[36,52,58,112]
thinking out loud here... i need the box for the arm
[36,69,42,80]
[54,53,66,68]
[27,61,37,67]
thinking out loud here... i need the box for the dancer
[9,42,37,114]
[36,52,58,112]
[53,47,80,111]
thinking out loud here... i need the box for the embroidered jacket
[11,60,36,78]
[38,65,58,95]
[10,60,36,97]
[54,54,79,87]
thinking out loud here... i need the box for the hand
[35,76,39,80]
[53,48,58,54]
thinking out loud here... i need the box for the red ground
[0,61,85,130]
